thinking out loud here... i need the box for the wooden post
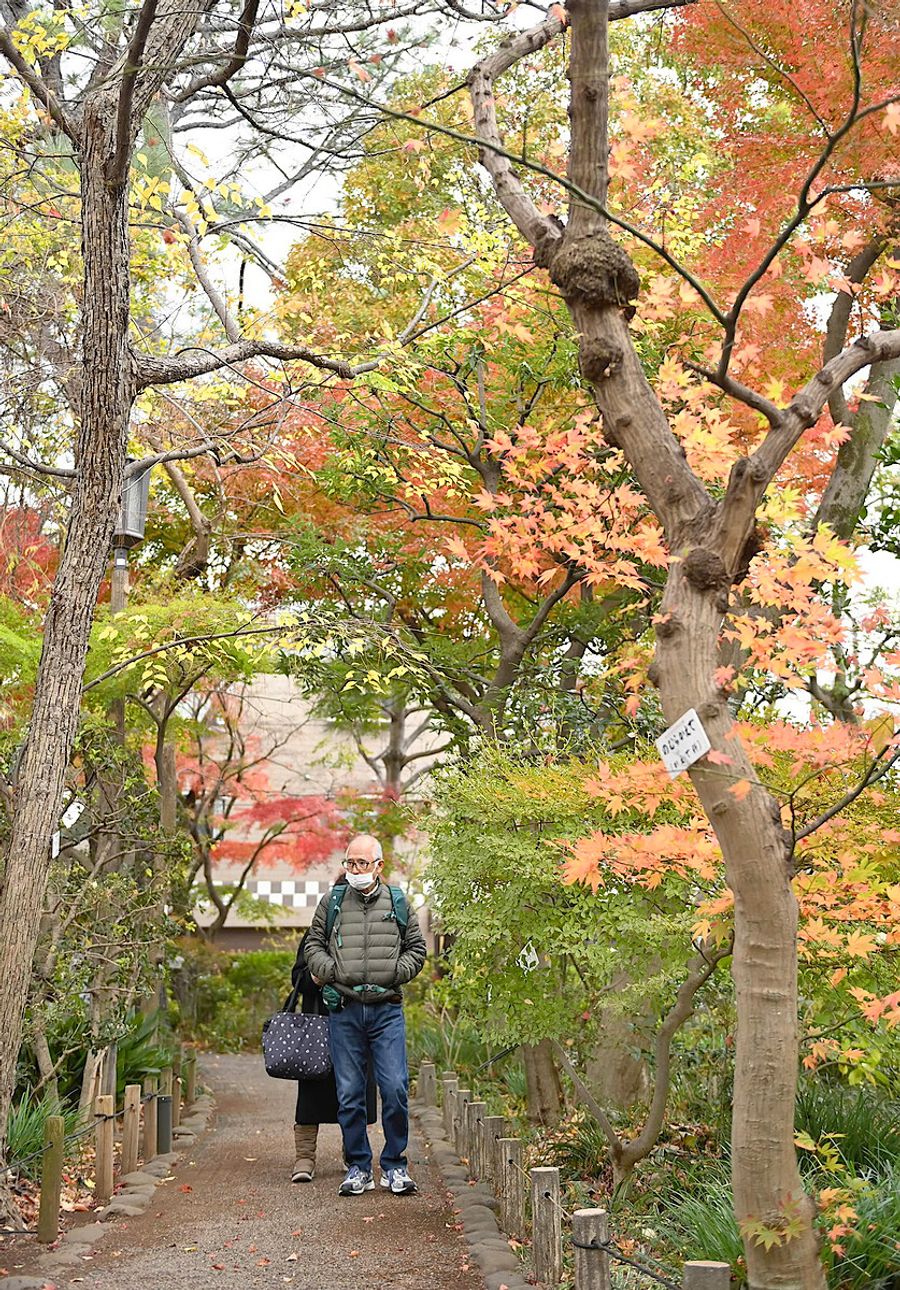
[466,1101,486,1179]
[418,1061,437,1106]
[172,1075,182,1129]
[99,1043,117,1099]
[572,1208,610,1290]
[37,1115,65,1243]
[445,1086,458,1144]
[142,1076,157,1162]
[121,1084,141,1176]
[94,1094,115,1203]
[442,1075,458,1137]
[683,1262,732,1289]
[455,1087,471,1161]
[159,1066,173,1098]
[184,1051,197,1107]
[482,1115,508,1188]
[498,1137,525,1238]
[531,1166,562,1287]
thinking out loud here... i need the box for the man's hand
[311,974,322,986]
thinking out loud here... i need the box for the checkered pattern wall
[203,878,427,911]
[247,878,329,908]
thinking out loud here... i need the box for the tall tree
[0,0,481,1172]
[449,1,899,1284]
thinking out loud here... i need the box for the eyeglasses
[345,857,379,873]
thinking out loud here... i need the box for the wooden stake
[418,1061,437,1106]
[121,1084,141,1176]
[142,1076,157,1162]
[572,1208,610,1290]
[442,1075,458,1137]
[466,1101,486,1179]
[455,1087,471,1161]
[683,1262,732,1289]
[184,1051,197,1107]
[531,1166,562,1286]
[37,1115,64,1243]
[94,1094,115,1204]
[498,1137,525,1238]
[172,1075,182,1129]
[481,1115,508,1188]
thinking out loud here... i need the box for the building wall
[192,674,434,944]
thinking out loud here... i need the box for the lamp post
[111,463,151,613]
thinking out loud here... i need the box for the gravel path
[47,1054,486,1290]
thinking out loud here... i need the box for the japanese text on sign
[655,708,711,778]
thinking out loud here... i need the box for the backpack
[324,882,409,947]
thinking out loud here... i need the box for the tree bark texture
[522,1039,563,1125]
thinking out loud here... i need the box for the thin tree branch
[170,0,260,104]
[107,0,159,188]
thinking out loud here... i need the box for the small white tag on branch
[516,941,539,973]
[656,708,711,778]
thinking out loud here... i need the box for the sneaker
[339,1165,375,1196]
[381,1166,418,1195]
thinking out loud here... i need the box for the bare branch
[133,340,354,389]
[712,327,900,571]
[107,0,159,188]
[0,438,74,479]
[753,328,900,485]
[171,0,260,104]
[794,745,900,845]
[821,233,893,425]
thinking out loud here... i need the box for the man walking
[305,833,426,1197]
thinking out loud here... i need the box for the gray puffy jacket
[304,882,426,1003]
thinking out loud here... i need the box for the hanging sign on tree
[655,709,711,778]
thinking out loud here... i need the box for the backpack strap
[387,885,409,935]
[325,883,347,944]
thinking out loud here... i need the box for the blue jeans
[329,1001,409,1172]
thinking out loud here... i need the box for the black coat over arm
[290,930,377,1126]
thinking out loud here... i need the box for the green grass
[6,1090,84,1178]
[659,1160,900,1289]
[795,1081,900,1179]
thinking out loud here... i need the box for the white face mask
[345,868,379,891]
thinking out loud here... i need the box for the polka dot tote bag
[262,981,333,1081]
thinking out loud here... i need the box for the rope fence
[1,1045,200,1244]
[419,1061,732,1290]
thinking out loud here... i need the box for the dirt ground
[6,1053,486,1290]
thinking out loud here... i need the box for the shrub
[832,1166,900,1289]
[179,947,295,1052]
[659,1166,746,1282]
[661,1160,900,1289]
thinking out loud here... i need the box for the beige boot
[291,1124,318,1182]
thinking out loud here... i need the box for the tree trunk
[522,1040,563,1125]
[0,96,133,1161]
[653,564,824,1289]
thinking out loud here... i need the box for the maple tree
[429,1,900,1284]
